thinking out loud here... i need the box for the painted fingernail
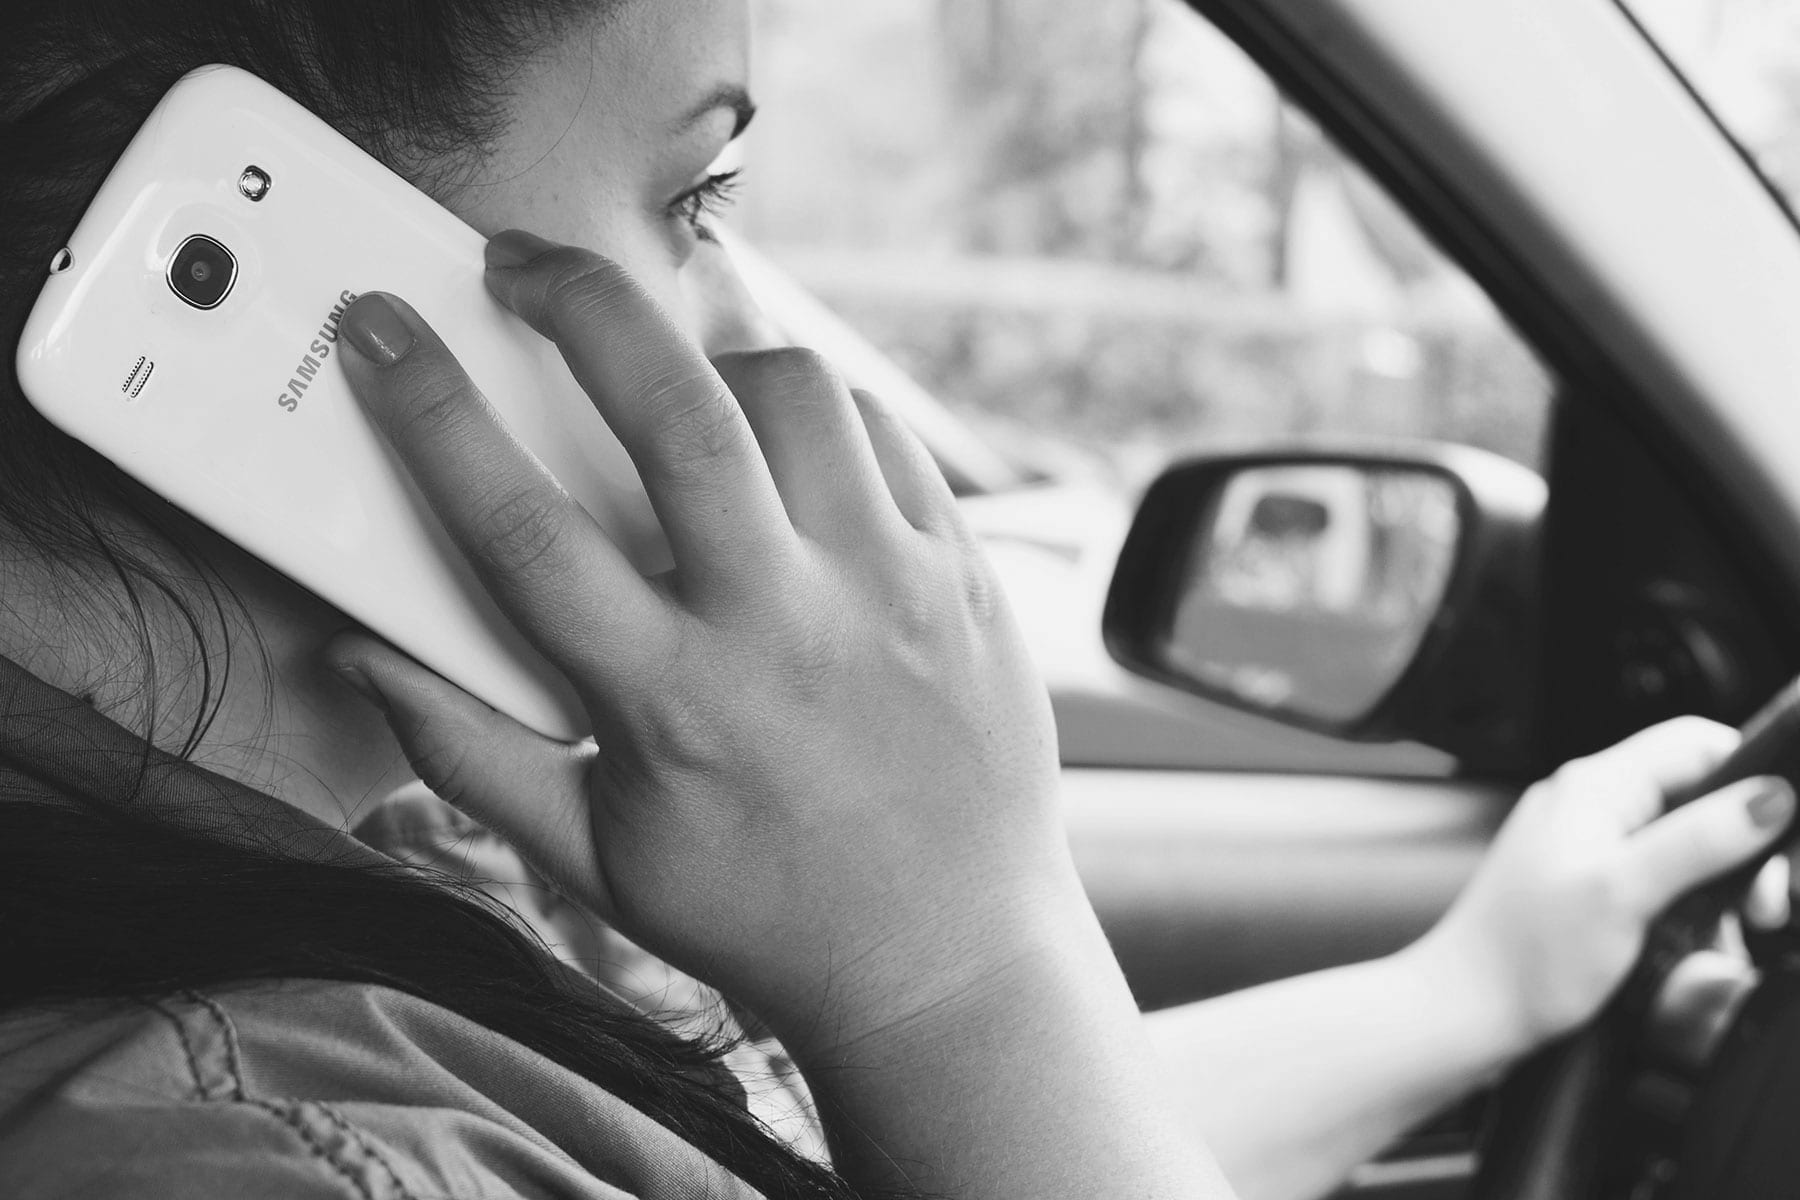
[486,229,558,269]
[341,294,415,366]
[1749,779,1795,829]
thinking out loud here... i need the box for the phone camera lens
[167,234,237,310]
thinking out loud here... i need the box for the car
[730,1,1800,1195]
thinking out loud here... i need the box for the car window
[1617,0,1800,218]
[736,0,1557,775]
[740,0,1552,483]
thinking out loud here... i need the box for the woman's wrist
[1391,924,1539,1085]
[780,876,1229,1198]
[764,854,1111,1070]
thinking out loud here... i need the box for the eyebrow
[675,84,758,142]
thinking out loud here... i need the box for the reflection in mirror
[1164,466,1460,726]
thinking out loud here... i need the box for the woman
[0,3,1790,1199]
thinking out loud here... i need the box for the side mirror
[1104,446,1547,774]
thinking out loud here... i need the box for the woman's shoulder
[0,980,762,1200]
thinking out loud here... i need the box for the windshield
[1619,0,1800,212]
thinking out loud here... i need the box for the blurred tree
[936,0,1159,262]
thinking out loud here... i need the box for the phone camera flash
[238,166,273,202]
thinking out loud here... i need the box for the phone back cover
[15,65,661,740]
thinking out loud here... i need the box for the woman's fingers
[712,349,898,539]
[337,292,660,681]
[850,388,961,534]
[325,631,608,915]
[1624,775,1795,916]
[1564,715,1741,831]
[482,232,798,590]
[1745,852,1793,930]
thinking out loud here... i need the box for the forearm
[792,863,1238,1200]
[1146,933,1524,1200]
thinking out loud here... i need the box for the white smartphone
[15,65,656,741]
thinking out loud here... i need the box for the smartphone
[15,65,655,741]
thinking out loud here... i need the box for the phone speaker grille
[119,355,155,400]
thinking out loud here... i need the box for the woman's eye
[669,170,743,242]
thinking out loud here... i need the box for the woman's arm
[798,866,1236,1199]
[1147,720,1793,1200]
[1144,939,1509,1200]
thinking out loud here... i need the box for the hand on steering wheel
[1418,717,1792,1057]
[1449,714,1800,1200]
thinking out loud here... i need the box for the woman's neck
[0,540,415,830]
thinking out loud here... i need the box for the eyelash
[670,170,743,241]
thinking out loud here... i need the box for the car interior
[1099,3,1800,1196]
[740,0,1800,1194]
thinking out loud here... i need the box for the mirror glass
[1163,465,1460,726]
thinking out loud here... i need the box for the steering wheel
[1472,680,1800,1200]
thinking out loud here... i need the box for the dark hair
[0,5,869,1196]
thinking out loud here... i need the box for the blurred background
[728,0,1800,493]
[733,0,1552,488]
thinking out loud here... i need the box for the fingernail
[486,229,558,269]
[341,294,415,366]
[332,664,387,712]
[1749,779,1795,830]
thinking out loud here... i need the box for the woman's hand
[324,231,1071,1057]
[1412,717,1794,1057]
